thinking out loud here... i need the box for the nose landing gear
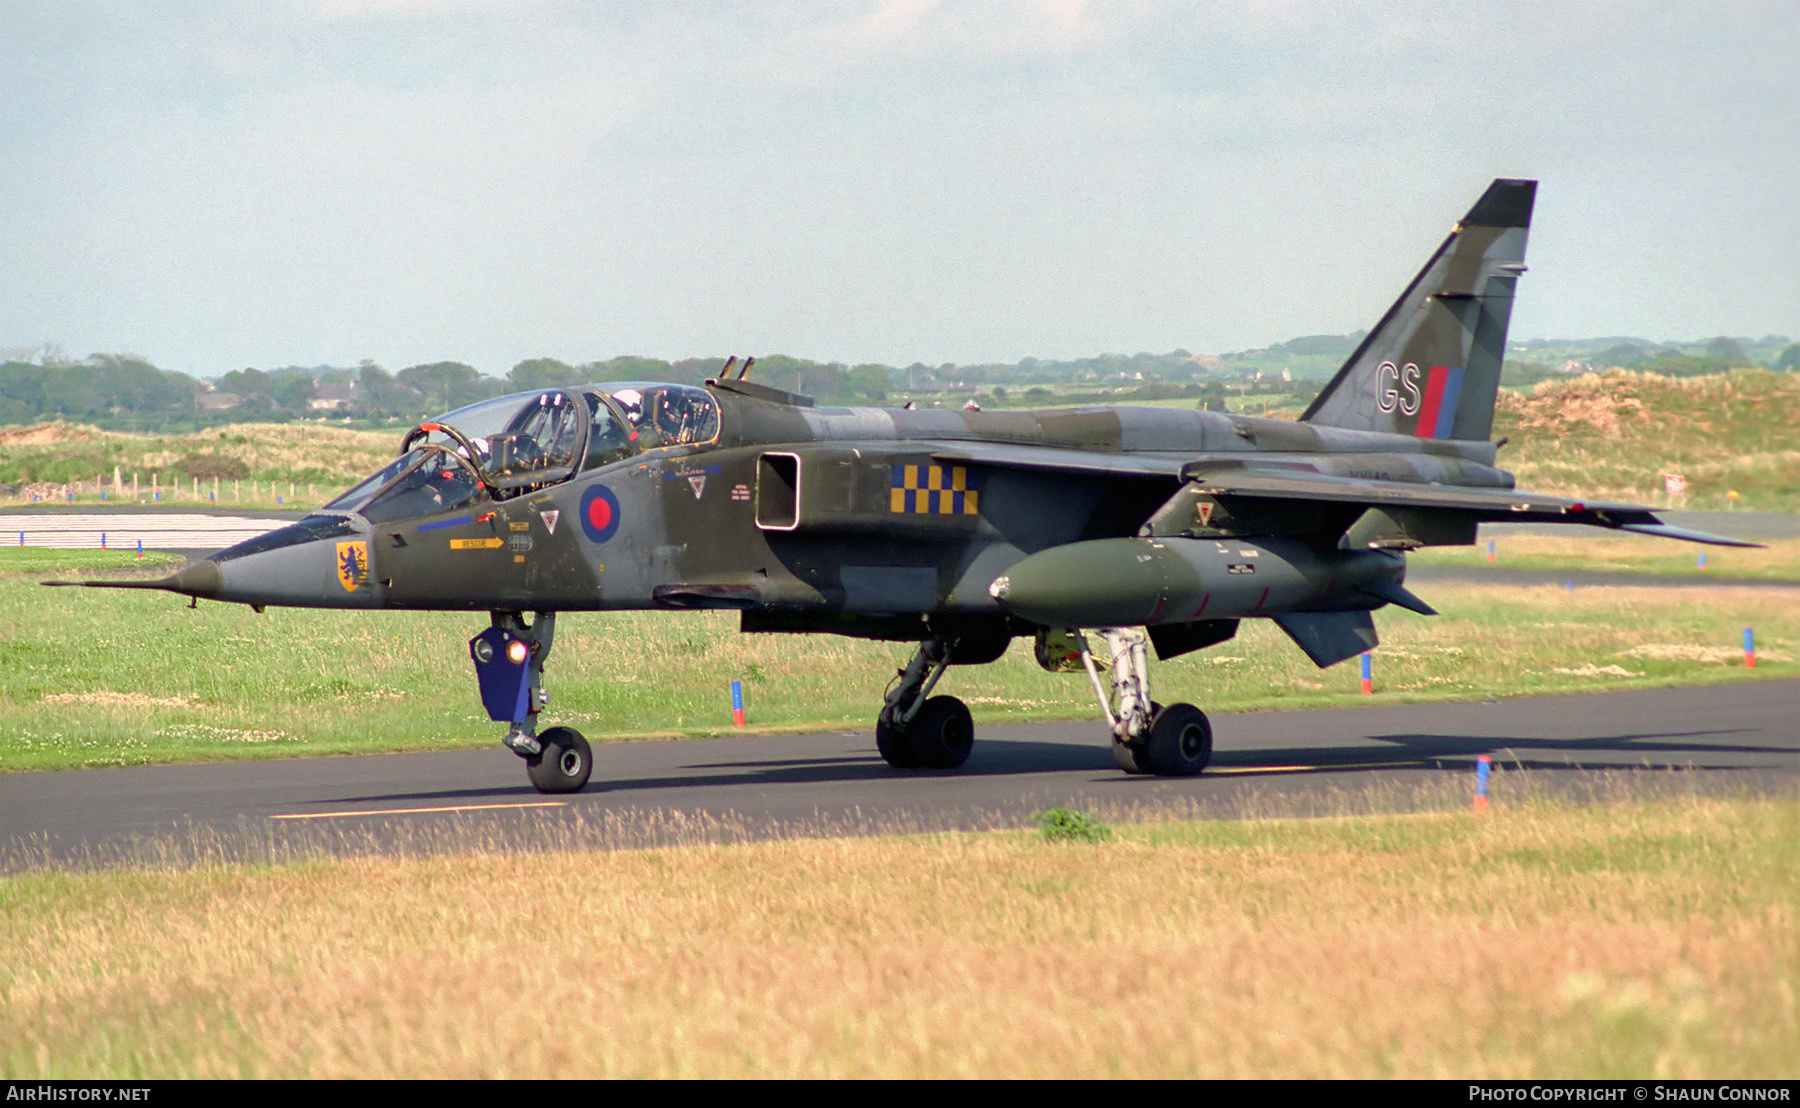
[472,610,591,793]
[526,725,592,794]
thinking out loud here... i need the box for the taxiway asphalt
[4,680,1794,867]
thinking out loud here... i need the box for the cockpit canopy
[322,383,720,521]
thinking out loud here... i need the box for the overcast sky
[2,0,1794,379]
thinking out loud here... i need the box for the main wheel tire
[1112,701,1160,775]
[875,713,920,769]
[527,726,593,793]
[1141,703,1212,777]
[908,695,975,769]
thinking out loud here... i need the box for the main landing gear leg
[875,640,974,770]
[1077,628,1212,777]
[471,611,592,793]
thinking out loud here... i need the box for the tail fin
[1301,178,1535,441]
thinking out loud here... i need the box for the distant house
[309,383,357,412]
[198,392,242,412]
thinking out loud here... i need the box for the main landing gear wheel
[1112,741,1148,774]
[875,716,920,769]
[908,696,974,769]
[876,639,976,771]
[1074,629,1214,778]
[876,695,974,770]
[1112,702,1160,774]
[527,725,592,793]
[1141,703,1212,777]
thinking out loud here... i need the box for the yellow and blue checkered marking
[890,464,980,515]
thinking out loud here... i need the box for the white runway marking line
[271,801,567,820]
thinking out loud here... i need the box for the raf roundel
[580,485,621,543]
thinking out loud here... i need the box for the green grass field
[0,421,397,512]
[5,547,1792,773]
[3,790,1792,1078]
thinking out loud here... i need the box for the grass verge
[4,548,1794,772]
[1412,532,1800,580]
[2,787,1792,1078]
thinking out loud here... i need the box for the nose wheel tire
[527,726,592,793]
[1141,703,1212,777]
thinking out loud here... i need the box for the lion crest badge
[336,541,369,592]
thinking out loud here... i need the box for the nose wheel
[526,725,592,793]
[878,694,974,769]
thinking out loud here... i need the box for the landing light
[507,639,531,665]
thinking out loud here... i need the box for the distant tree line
[0,355,202,426]
[1502,336,1795,386]
[1,331,1791,431]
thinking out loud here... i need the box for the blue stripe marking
[1432,368,1465,438]
[418,515,474,532]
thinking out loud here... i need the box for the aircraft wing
[921,440,1755,547]
[1179,467,1760,547]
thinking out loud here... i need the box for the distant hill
[1501,334,1795,386]
[3,367,1791,512]
[1494,368,1798,511]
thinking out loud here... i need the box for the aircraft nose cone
[168,559,223,598]
[195,515,378,608]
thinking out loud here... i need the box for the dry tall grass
[3,793,1793,1078]
[0,421,397,506]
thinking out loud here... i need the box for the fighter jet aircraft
[56,179,1752,793]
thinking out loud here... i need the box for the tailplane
[1301,178,1535,441]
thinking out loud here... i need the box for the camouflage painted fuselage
[298,378,1505,627]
